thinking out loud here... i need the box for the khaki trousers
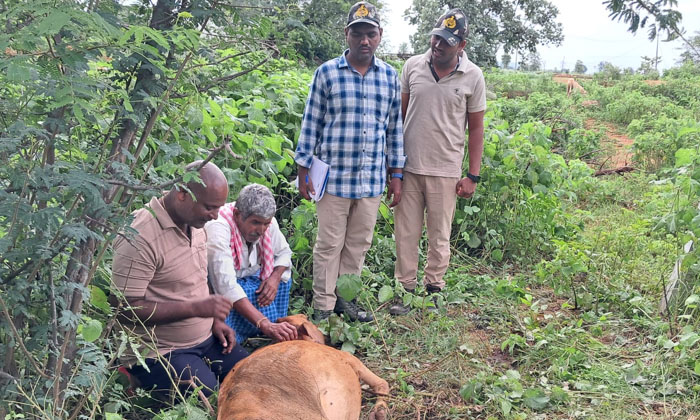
[394,172,458,291]
[313,193,382,310]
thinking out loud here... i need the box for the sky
[380,0,700,73]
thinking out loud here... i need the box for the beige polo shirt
[112,196,212,366]
[400,49,486,178]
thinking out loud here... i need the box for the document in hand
[307,157,329,202]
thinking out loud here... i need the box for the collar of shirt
[422,49,469,73]
[339,49,378,73]
[151,196,177,230]
[429,54,461,82]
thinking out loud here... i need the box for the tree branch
[106,139,231,191]
[199,48,276,92]
[186,51,251,70]
[0,370,17,382]
[0,293,50,379]
[171,43,278,99]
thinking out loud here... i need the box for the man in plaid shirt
[295,1,405,322]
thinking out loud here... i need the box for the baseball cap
[346,2,380,28]
[430,9,468,47]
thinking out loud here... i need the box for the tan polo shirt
[400,49,486,177]
[112,196,212,366]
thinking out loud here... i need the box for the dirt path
[585,118,635,169]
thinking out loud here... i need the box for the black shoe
[334,297,374,322]
[388,288,414,316]
[426,285,442,294]
[388,300,411,316]
[313,309,332,322]
[426,285,442,313]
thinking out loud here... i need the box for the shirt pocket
[327,87,351,116]
[372,84,392,124]
[444,86,467,114]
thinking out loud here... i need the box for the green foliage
[452,108,592,262]
[404,0,563,67]
[604,0,683,41]
[628,115,700,169]
[573,60,587,74]
[678,31,700,65]
[4,5,700,416]
[336,273,363,301]
[594,61,623,81]
[0,0,310,416]
[460,369,552,416]
[273,0,357,62]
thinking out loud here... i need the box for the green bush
[452,109,593,263]
[627,116,700,169]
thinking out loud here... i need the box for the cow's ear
[300,321,326,345]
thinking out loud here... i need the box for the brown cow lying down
[217,314,390,420]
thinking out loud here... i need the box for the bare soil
[585,118,635,169]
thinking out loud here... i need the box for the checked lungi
[225,274,292,344]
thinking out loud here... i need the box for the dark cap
[347,2,380,28]
[430,9,468,47]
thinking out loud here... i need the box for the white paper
[295,157,329,202]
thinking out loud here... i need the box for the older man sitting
[205,184,297,344]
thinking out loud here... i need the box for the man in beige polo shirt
[390,9,486,315]
[111,161,248,397]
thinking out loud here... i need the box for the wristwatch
[466,173,480,183]
[391,173,404,180]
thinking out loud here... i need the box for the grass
[349,172,699,419]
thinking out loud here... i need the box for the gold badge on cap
[355,4,369,18]
[444,16,456,29]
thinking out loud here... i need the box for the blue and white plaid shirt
[295,51,406,199]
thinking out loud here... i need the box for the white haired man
[206,184,298,343]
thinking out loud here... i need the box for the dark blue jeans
[127,335,248,398]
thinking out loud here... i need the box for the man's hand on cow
[456,177,477,199]
[386,177,402,207]
[256,274,281,307]
[212,319,236,354]
[194,295,233,322]
[260,319,298,342]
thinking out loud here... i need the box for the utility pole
[655,35,660,71]
[560,57,565,72]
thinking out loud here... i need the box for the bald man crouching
[111,161,248,399]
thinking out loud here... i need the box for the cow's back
[218,341,362,420]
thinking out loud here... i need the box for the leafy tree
[274,0,391,63]
[0,0,302,417]
[638,55,661,77]
[573,60,587,74]
[404,0,563,67]
[678,31,700,65]
[604,0,700,61]
[520,51,542,71]
[502,53,512,69]
[275,0,356,62]
[595,61,623,81]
